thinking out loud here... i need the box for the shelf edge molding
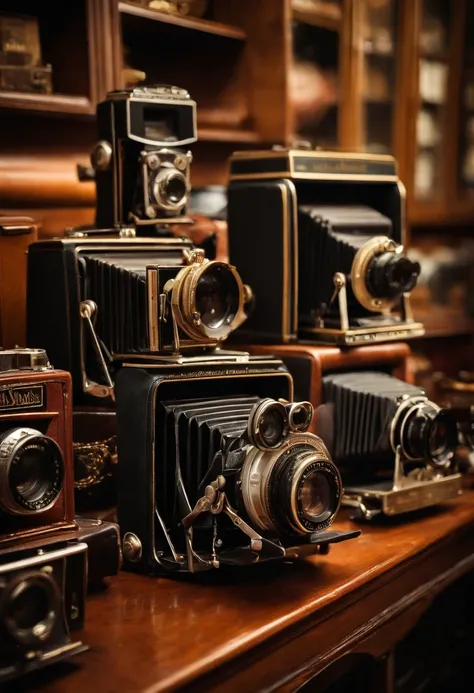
[118,1,247,40]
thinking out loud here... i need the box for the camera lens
[164,174,187,206]
[287,402,313,431]
[0,428,63,515]
[195,263,240,330]
[248,400,289,449]
[269,450,341,534]
[402,404,458,467]
[366,252,420,299]
[3,573,58,646]
[153,170,187,212]
[299,470,333,523]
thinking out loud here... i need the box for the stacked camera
[226,146,472,521]
[0,348,120,683]
[6,81,472,683]
[26,85,358,583]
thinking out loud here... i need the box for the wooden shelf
[0,91,93,116]
[118,2,247,40]
[292,4,341,32]
[199,127,261,144]
[413,309,474,339]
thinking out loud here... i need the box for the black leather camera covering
[228,179,298,343]
[27,238,193,404]
[115,356,292,575]
[320,371,425,463]
[227,173,404,343]
[298,205,393,325]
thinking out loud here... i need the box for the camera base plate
[300,321,425,347]
[0,640,88,684]
[342,473,463,520]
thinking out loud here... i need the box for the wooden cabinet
[0,0,472,224]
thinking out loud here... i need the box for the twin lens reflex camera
[91,84,197,230]
[26,85,359,574]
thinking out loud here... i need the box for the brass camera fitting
[351,236,413,313]
[166,250,251,343]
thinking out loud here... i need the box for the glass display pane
[414,0,450,201]
[361,0,398,154]
[457,1,474,198]
[290,1,342,147]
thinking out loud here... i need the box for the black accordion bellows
[298,205,392,325]
[322,371,425,462]
[157,395,260,523]
[80,252,159,355]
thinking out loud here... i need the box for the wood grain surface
[9,491,474,693]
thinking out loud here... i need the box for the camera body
[227,148,424,346]
[244,342,463,520]
[0,538,87,683]
[91,85,197,230]
[27,235,251,405]
[0,348,75,548]
[116,354,359,575]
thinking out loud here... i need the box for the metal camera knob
[90,141,113,171]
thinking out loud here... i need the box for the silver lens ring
[0,428,64,515]
[2,571,59,646]
[152,169,188,213]
[240,432,340,535]
[390,395,430,458]
[247,399,289,450]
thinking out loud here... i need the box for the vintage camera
[228,147,424,346]
[91,84,197,230]
[27,236,251,404]
[117,356,359,575]
[0,537,87,683]
[243,342,464,519]
[316,371,464,520]
[0,348,76,547]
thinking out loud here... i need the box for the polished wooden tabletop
[11,491,474,693]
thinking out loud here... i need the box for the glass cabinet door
[457,1,474,201]
[360,0,399,154]
[290,0,342,147]
[414,0,451,201]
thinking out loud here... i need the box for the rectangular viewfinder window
[143,107,178,142]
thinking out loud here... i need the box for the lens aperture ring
[0,428,63,515]
[268,443,341,535]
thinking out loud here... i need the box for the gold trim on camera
[168,250,250,344]
[351,236,406,314]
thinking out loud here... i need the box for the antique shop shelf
[19,490,474,693]
[0,91,93,116]
[118,2,247,41]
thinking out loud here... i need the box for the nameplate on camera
[0,385,43,411]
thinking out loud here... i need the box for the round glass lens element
[10,448,50,504]
[195,264,240,330]
[164,175,186,205]
[259,407,286,448]
[403,404,458,466]
[298,470,333,523]
[291,406,308,428]
[367,251,421,299]
[6,583,51,631]
[5,433,64,512]
[4,576,57,645]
